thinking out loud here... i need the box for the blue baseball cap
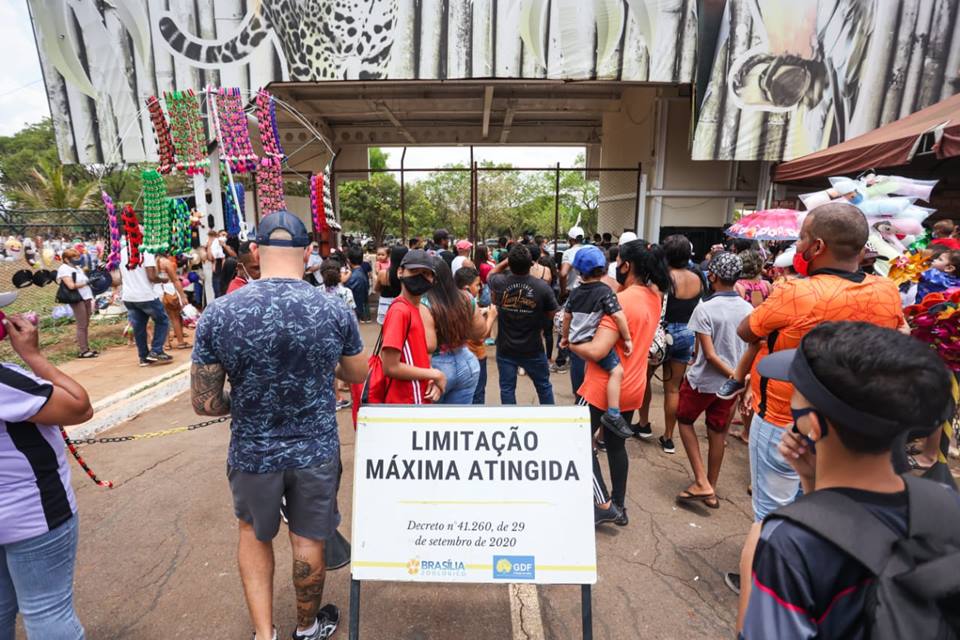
[255,210,311,247]
[572,245,607,274]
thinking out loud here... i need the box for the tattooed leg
[290,532,327,630]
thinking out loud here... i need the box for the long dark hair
[475,244,489,264]
[619,240,671,293]
[426,259,473,350]
[384,245,408,297]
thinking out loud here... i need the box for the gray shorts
[227,455,341,542]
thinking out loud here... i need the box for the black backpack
[769,475,960,639]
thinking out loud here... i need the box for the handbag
[351,326,390,428]
[88,267,112,296]
[648,293,672,367]
[55,273,83,304]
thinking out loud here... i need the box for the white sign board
[351,405,596,585]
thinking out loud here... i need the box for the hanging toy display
[141,169,170,254]
[222,174,244,236]
[120,204,143,269]
[212,87,258,173]
[145,96,176,174]
[169,198,192,256]
[165,89,208,175]
[322,166,334,229]
[253,88,286,215]
[310,172,328,235]
[103,191,121,271]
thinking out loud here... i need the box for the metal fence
[329,162,643,252]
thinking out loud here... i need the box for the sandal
[677,489,715,503]
[176,342,192,349]
[703,495,720,509]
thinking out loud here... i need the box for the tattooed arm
[191,363,231,416]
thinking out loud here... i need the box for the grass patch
[0,315,128,367]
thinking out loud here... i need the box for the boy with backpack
[739,321,960,639]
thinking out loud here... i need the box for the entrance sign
[351,405,596,585]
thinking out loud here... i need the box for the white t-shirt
[56,264,92,301]
[562,244,584,290]
[451,255,467,274]
[119,246,159,302]
[209,239,225,260]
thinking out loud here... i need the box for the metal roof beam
[481,86,494,139]
[374,100,417,144]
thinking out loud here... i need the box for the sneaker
[632,422,654,440]
[613,504,628,526]
[292,604,340,640]
[484,338,495,346]
[594,502,622,525]
[601,413,635,439]
[717,378,745,400]
[143,352,159,363]
[659,436,676,454]
[724,572,741,595]
[549,361,570,374]
[336,398,352,411]
[148,351,173,364]
[139,358,154,367]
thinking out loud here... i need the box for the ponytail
[619,240,671,293]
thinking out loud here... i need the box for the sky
[0,4,585,168]
[0,1,49,136]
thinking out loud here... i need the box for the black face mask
[402,274,434,296]
[615,263,630,285]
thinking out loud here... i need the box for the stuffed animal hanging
[146,96,176,174]
[165,89,208,175]
[120,204,143,269]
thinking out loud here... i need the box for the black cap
[400,249,436,272]
[255,210,311,247]
[757,348,904,437]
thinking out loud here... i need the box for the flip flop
[176,343,192,349]
[677,489,715,503]
[703,495,720,509]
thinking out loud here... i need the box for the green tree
[6,159,98,211]
[338,172,401,246]
[369,147,389,170]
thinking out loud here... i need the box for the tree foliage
[338,151,599,243]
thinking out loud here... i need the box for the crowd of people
[2,202,959,640]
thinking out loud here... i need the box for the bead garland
[141,169,170,254]
[213,87,257,173]
[120,204,143,269]
[169,198,192,256]
[145,96,175,174]
[311,172,328,234]
[222,174,244,236]
[256,162,286,215]
[322,166,334,229]
[103,191,121,271]
[165,89,208,175]
[253,89,285,215]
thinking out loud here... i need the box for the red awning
[774,93,960,183]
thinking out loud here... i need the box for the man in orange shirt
[737,202,905,523]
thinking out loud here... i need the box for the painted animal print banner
[27,0,697,166]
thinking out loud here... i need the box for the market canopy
[774,93,960,183]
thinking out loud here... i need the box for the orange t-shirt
[749,271,905,427]
[578,285,661,411]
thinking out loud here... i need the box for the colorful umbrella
[725,208,804,241]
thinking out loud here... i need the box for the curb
[66,363,191,440]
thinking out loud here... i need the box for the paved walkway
[51,323,749,639]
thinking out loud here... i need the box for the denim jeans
[569,352,586,398]
[472,357,488,405]
[0,515,84,640]
[497,352,554,405]
[431,347,481,405]
[124,299,170,359]
[748,414,801,522]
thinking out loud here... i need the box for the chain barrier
[61,416,231,489]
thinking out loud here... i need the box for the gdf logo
[495,558,513,574]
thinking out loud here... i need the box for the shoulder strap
[769,490,899,575]
[903,474,960,539]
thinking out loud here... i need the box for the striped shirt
[0,363,76,545]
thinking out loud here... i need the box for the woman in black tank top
[636,235,703,454]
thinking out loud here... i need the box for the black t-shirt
[742,488,918,639]
[489,272,558,356]
[439,250,455,267]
